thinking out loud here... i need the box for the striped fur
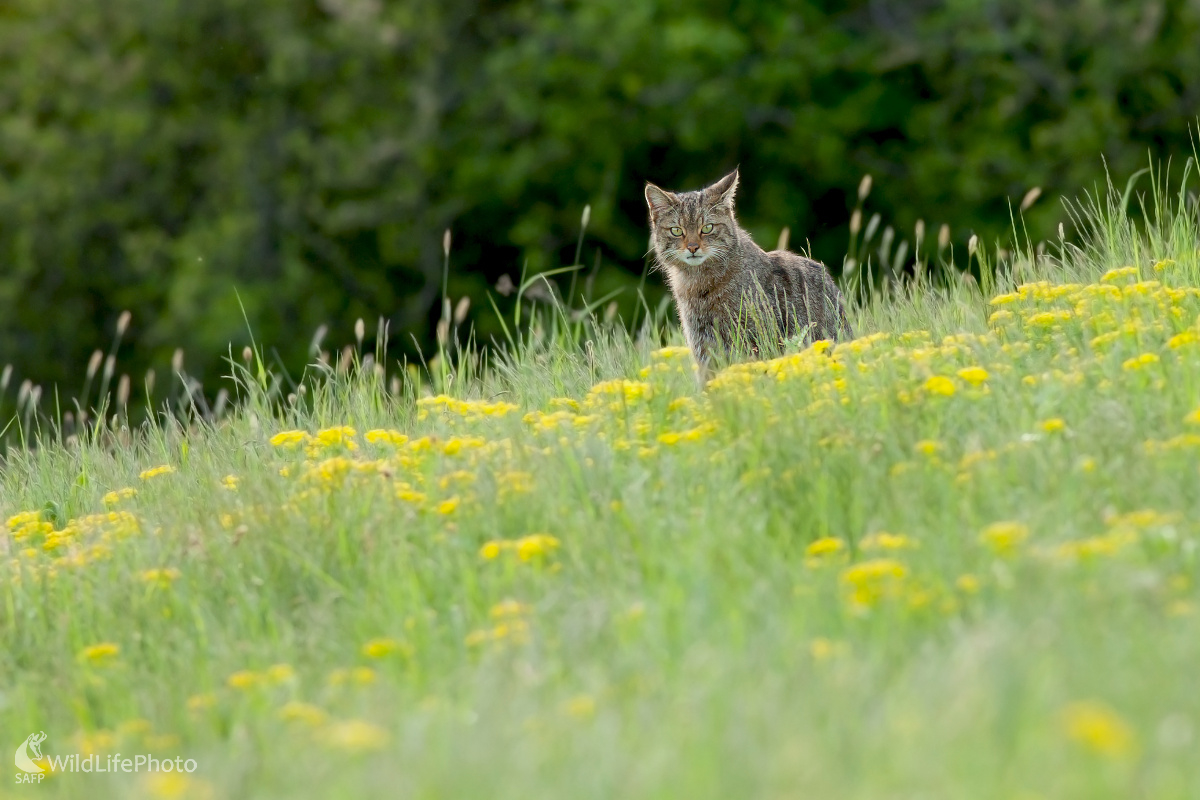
[645,169,853,382]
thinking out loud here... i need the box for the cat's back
[758,249,853,340]
[760,249,839,296]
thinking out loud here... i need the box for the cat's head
[644,169,739,269]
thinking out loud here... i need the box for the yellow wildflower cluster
[479,534,561,562]
[139,567,181,588]
[102,487,138,506]
[227,663,297,691]
[979,521,1030,556]
[840,559,909,611]
[80,642,120,665]
[139,465,176,481]
[416,395,518,422]
[1061,701,1137,758]
[362,637,411,659]
[7,511,53,542]
[465,599,534,647]
[5,510,140,579]
[583,379,653,412]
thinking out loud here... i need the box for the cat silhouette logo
[14,732,47,777]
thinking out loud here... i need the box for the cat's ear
[705,168,739,211]
[644,183,678,218]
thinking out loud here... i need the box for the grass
[3,162,1200,799]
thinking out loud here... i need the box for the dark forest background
[2,0,1198,402]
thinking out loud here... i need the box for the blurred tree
[1,0,1197,404]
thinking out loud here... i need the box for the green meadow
[3,169,1200,799]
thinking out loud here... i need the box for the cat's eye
[669,227,684,237]
[701,223,714,234]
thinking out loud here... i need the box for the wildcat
[645,169,853,382]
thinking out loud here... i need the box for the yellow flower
[139,567,181,587]
[861,532,917,551]
[226,670,260,690]
[77,730,116,757]
[1040,418,1066,433]
[323,720,389,752]
[913,440,940,456]
[365,429,409,446]
[279,701,328,727]
[955,574,981,594]
[479,540,505,560]
[270,430,310,447]
[1026,310,1072,327]
[1122,352,1159,370]
[464,629,491,647]
[989,292,1020,305]
[1061,701,1136,758]
[1168,330,1197,348]
[1153,259,1176,272]
[1167,600,1195,617]
[652,346,692,361]
[143,773,201,800]
[840,559,908,609]
[102,487,137,506]
[452,436,488,453]
[979,521,1030,555]
[139,465,175,481]
[436,497,461,515]
[362,637,406,659]
[1100,266,1139,283]
[312,426,358,451]
[497,471,535,498]
[328,667,376,686]
[987,309,1014,325]
[1184,409,1200,427]
[265,663,296,685]
[6,510,42,530]
[221,474,239,491]
[957,366,989,386]
[584,379,652,408]
[395,484,427,505]
[80,642,120,664]
[924,376,956,397]
[809,638,844,661]
[804,537,844,562]
[141,736,179,755]
[186,693,217,713]
[515,534,560,561]
[490,619,531,643]
[7,512,53,543]
[564,695,596,718]
[1051,530,1138,561]
[489,599,531,619]
[117,718,153,737]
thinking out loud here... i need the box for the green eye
[669,227,684,237]
[701,223,714,234]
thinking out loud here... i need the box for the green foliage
[1,170,1200,797]
[2,0,1198,405]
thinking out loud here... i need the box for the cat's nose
[687,243,700,254]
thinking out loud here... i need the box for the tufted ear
[644,182,678,218]
[704,168,739,210]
